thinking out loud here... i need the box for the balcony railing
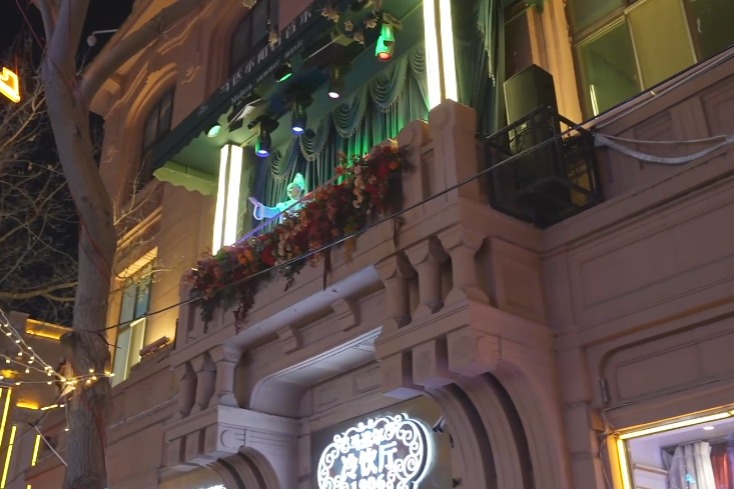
[485,106,603,228]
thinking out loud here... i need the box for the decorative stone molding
[165,405,299,470]
[446,326,501,377]
[208,346,240,408]
[174,362,196,418]
[438,226,489,305]
[277,325,302,354]
[331,298,359,331]
[412,339,456,388]
[375,254,416,331]
[191,353,216,414]
[380,352,423,399]
[405,238,448,319]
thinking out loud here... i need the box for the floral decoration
[188,145,407,324]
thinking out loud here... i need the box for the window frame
[112,262,153,385]
[229,0,278,74]
[138,89,175,189]
[567,0,731,119]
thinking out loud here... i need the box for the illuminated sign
[0,68,20,103]
[317,414,431,489]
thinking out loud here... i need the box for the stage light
[328,65,348,99]
[248,116,278,158]
[291,98,310,135]
[375,23,395,61]
[256,131,272,157]
[205,123,222,138]
[274,62,294,82]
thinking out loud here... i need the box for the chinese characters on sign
[317,414,431,489]
[0,67,20,103]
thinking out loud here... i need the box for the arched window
[230,0,278,74]
[138,89,174,189]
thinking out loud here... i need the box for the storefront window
[617,409,734,488]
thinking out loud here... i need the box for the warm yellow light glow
[15,401,39,410]
[616,438,632,489]
[1,425,17,488]
[438,0,457,101]
[213,145,230,252]
[224,145,243,247]
[618,411,731,440]
[422,0,441,108]
[0,67,20,103]
[0,389,11,451]
[30,434,41,466]
[25,319,67,341]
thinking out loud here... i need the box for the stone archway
[426,374,534,489]
[211,448,281,489]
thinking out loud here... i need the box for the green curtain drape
[253,45,428,214]
[457,0,505,135]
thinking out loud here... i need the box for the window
[617,408,734,489]
[568,0,734,118]
[138,90,174,189]
[229,0,278,73]
[112,263,153,384]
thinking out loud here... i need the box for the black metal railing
[484,105,603,228]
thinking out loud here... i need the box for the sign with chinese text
[317,414,431,489]
[0,67,20,103]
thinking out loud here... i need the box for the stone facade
[20,1,734,489]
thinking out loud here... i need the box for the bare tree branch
[80,0,205,105]
[0,282,77,301]
[32,0,59,42]
[48,0,90,76]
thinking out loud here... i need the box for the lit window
[616,409,734,489]
[112,263,153,385]
[138,89,175,189]
[568,0,734,118]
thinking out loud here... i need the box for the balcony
[485,105,603,228]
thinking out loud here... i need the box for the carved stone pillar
[439,226,488,305]
[174,362,197,418]
[208,346,240,408]
[406,238,448,319]
[375,254,416,331]
[191,353,216,414]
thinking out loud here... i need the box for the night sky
[1,2,136,65]
[0,2,135,325]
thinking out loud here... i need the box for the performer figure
[249,173,308,222]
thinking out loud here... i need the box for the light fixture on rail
[328,64,349,99]
[291,95,312,135]
[248,116,279,158]
[205,122,222,138]
[375,22,395,61]
[274,62,294,83]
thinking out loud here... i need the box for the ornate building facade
[20,0,734,489]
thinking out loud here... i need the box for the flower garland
[188,145,407,323]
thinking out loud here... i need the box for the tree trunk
[41,59,116,489]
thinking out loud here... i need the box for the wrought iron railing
[484,105,603,228]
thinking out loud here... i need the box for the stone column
[208,346,240,408]
[191,353,216,414]
[439,225,488,305]
[174,362,197,418]
[375,254,416,332]
[428,100,481,201]
[406,237,448,319]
